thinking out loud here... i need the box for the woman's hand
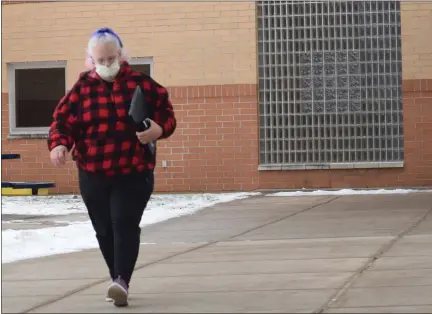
[50,145,68,167]
[136,119,163,144]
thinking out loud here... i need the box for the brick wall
[4,79,432,193]
[1,83,259,194]
[400,2,432,79]
[1,2,256,88]
[1,1,258,194]
[161,85,259,192]
[2,2,432,194]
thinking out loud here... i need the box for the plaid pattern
[48,62,176,175]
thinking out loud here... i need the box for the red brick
[3,79,432,193]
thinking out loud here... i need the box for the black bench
[1,153,21,160]
[2,154,55,195]
[2,153,56,196]
[2,182,56,196]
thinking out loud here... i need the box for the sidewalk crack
[315,206,432,313]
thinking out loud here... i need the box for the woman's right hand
[50,145,68,167]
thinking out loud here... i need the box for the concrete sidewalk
[3,192,432,313]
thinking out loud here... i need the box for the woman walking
[48,27,176,307]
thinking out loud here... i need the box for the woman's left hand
[136,119,163,144]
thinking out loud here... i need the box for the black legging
[78,169,154,286]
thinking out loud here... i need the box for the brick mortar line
[315,206,432,314]
[22,195,339,313]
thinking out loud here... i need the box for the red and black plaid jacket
[47,62,176,176]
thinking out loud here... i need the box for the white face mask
[95,60,120,81]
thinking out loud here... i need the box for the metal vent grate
[257,1,404,170]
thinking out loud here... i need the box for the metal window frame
[256,1,404,171]
[7,60,68,136]
[129,57,154,76]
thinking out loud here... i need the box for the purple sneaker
[107,276,128,307]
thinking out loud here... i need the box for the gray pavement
[2,192,432,313]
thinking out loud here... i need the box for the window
[7,61,67,135]
[129,57,153,76]
[257,1,403,170]
[7,58,153,136]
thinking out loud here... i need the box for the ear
[119,48,130,62]
[85,56,95,70]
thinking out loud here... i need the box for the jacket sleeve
[148,79,177,140]
[47,83,81,152]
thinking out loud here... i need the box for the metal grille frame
[257,1,404,170]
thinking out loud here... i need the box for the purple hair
[91,27,123,48]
